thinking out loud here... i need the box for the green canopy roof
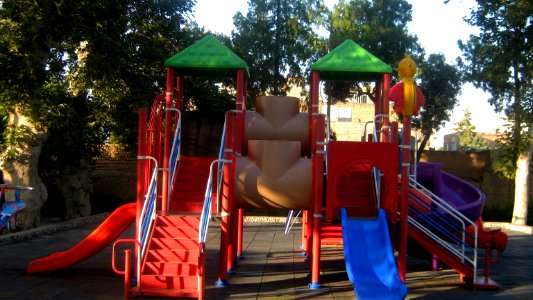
[311,40,392,81]
[165,34,249,78]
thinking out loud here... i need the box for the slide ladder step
[139,214,202,295]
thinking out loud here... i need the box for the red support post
[309,71,320,155]
[217,111,235,286]
[375,80,382,142]
[237,208,244,258]
[136,109,148,265]
[381,74,391,142]
[162,67,174,215]
[301,210,308,253]
[124,249,131,299]
[398,116,411,281]
[309,115,325,289]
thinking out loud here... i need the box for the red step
[170,156,216,214]
[152,226,199,239]
[320,223,343,245]
[155,215,200,227]
[145,249,198,263]
[137,214,203,297]
[139,274,197,293]
[143,262,198,276]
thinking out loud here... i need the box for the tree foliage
[414,53,462,156]
[458,0,532,225]
[452,109,488,151]
[326,0,423,103]
[231,0,328,100]
[0,0,197,161]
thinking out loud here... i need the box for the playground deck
[0,216,532,300]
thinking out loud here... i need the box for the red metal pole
[375,80,382,142]
[237,208,244,258]
[310,115,325,289]
[301,210,308,253]
[381,74,391,142]
[162,67,174,215]
[398,116,411,281]
[136,109,148,266]
[124,249,132,299]
[217,111,234,286]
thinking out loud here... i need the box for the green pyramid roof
[312,40,392,81]
[165,34,249,78]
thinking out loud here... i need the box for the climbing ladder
[113,94,225,299]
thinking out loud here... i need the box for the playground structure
[26,35,508,299]
[0,183,32,232]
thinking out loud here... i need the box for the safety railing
[367,114,389,208]
[199,115,231,242]
[407,177,478,282]
[216,120,227,213]
[136,156,159,277]
[166,108,182,203]
[199,159,230,244]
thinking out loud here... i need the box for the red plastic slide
[27,203,136,274]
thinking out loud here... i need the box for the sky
[192,0,506,147]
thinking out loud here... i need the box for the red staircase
[170,156,215,212]
[134,215,203,298]
[128,155,215,299]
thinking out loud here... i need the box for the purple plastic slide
[416,162,485,222]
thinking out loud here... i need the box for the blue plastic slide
[340,208,407,300]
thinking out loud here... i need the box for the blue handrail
[137,156,159,260]
[167,108,182,202]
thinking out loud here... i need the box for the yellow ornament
[398,55,417,117]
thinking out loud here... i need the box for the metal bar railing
[216,120,227,213]
[199,159,231,243]
[136,155,159,284]
[166,108,182,202]
[407,177,478,282]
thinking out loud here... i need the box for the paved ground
[0,216,531,299]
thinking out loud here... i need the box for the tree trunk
[511,128,532,225]
[0,107,48,229]
[416,134,431,162]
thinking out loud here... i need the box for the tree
[231,0,328,100]
[326,0,424,103]
[0,0,197,224]
[458,0,532,225]
[452,109,488,151]
[414,54,462,159]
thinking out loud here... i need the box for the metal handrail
[136,155,159,282]
[199,159,231,243]
[216,120,227,213]
[407,177,478,282]
[167,108,182,204]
